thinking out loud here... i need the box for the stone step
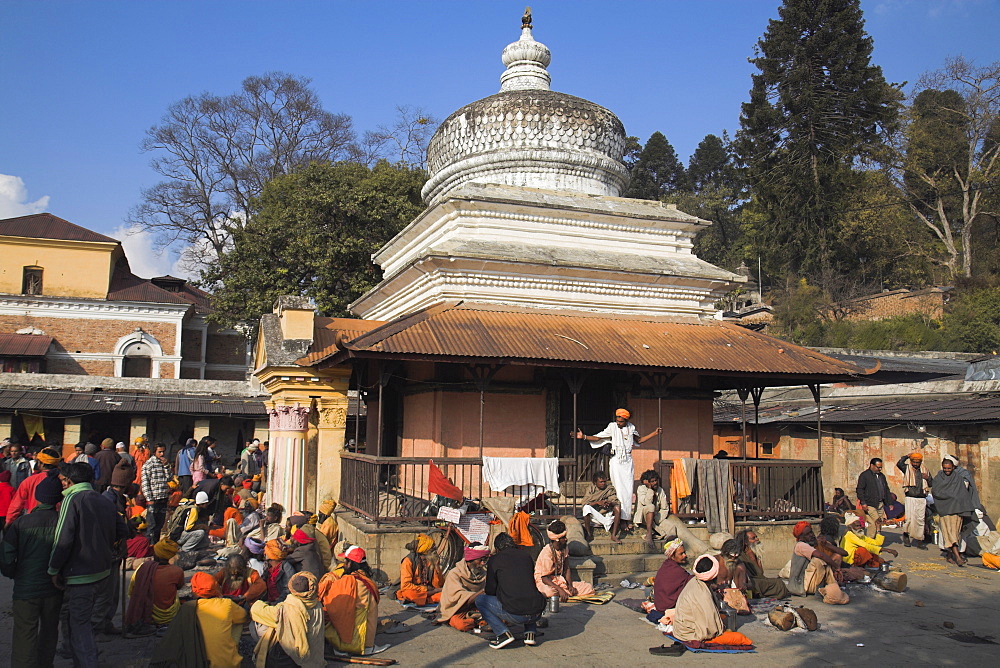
[588,537,665,556]
[579,552,665,577]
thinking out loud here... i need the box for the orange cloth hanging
[670,460,690,514]
[507,511,534,547]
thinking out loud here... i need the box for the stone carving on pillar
[318,406,348,428]
[268,404,311,431]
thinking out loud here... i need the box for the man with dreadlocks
[733,528,788,599]
[533,520,595,601]
[396,533,444,606]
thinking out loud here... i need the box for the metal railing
[655,459,824,521]
[339,453,579,526]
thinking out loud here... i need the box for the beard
[751,542,765,563]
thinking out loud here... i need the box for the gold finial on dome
[522,7,532,29]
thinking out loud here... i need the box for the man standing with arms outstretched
[576,408,661,526]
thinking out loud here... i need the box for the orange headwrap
[792,521,811,538]
[36,449,62,466]
[909,452,923,462]
[190,571,220,598]
[264,539,285,561]
[615,408,631,419]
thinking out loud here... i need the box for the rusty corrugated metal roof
[0,334,52,357]
[295,317,387,366]
[0,389,267,416]
[0,213,119,244]
[716,397,1000,425]
[318,304,864,379]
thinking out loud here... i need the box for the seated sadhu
[396,533,444,606]
[124,538,185,634]
[437,543,490,631]
[214,553,266,607]
[319,545,389,656]
[787,522,849,605]
[672,554,753,648]
[650,538,692,629]
[840,512,898,567]
[533,520,595,601]
[251,571,326,667]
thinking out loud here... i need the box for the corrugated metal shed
[0,334,52,357]
[312,303,864,380]
[715,397,1000,424]
[0,389,267,416]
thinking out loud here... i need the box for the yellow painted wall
[0,237,119,299]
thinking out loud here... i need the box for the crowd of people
[1,417,998,663]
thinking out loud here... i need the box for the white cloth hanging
[482,457,561,495]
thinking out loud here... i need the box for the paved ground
[2,527,997,667]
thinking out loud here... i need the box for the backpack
[166,500,195,541]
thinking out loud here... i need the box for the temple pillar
[129,417,147,455]
[63,417,82,459]
[314,367,353,508]
[267,403,311,512]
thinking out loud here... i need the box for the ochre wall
[0,238,117,299]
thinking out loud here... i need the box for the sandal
[649,642,686,656]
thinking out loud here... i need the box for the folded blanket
[566,592,615,604]
[663,632,755,653]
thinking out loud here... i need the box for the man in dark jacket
[92,438,121,492]
[856,458,891,539]
[476,532,546,649]
[93,461,135,637]
[0,471,64,667]
[48,462,128,668]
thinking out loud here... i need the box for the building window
[121,341,154,378]
[761,442,775,455]
[22,266,43,295]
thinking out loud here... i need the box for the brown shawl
[437,559,486,621]
[580,483,619,508]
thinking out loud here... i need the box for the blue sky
[2,0,998,278]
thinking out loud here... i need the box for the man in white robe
[576,408,661,522]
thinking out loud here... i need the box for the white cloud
[0,174,50,218]
[110,224,200,281]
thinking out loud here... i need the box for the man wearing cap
[48,461,129,667]
[319,545,389,656]
[116,442,134,468]
[576,409,662,524]
[239,439,263,478]
[141,443,173,544]
[287,527,325,577]
[93,438,121,492]
[787,522,849,605]
[896,452,931,548]
[533,519,595,601]
[190,571,249,667]
[856,457,891,539]
[1,470,64,667]
[124,538,185,634]
[4,446,63,523]
[438,543,490,631]
[175,491,212,553]
[650,538,692,628]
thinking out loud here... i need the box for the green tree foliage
[204,161,426,328]
[623,131,689,200]
[941,284,1000,352]
[736,0,901,286]
[682,133,749,270]
[890,58,1000,279]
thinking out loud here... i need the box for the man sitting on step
[533,520,595,602]
[633,470,710,555]
[580,471,622,543]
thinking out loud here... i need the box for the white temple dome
[421,18,628,204]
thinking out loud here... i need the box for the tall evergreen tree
[736,0,900,286]
[623,131,689,200]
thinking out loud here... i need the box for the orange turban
[615,409,631,419]
[909,452,923,462]
[190,571,220,598]
[792,521,811,538]
[264,539,285,561]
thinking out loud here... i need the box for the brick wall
[844,289,949,322]
[181,328,203,362]
[205,329,246,366]
[47,358,115,375]
[0,315,177,356]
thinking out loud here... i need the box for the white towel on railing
[482,457,561,495]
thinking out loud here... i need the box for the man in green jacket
[48,462,128,668]
[1,470,65,667]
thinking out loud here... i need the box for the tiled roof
[0,213,118,244]
[0,333,52,357]
[306,303,865,383]
[106,267,194,306]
